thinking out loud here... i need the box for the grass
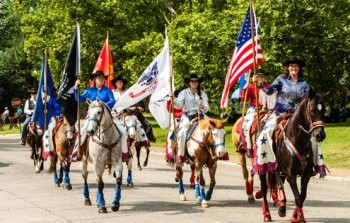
[2,115,349,170]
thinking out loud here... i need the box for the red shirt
[166,100,183,118]
[240,83,270,107]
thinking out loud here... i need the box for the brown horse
[48,117,75,190]
[231,111,270,203]
[258,90,328,222]
[175,118,227,208]
[26,122,44,173]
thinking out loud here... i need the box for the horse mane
[289,94,310,137]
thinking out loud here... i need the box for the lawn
[2,116,349,170]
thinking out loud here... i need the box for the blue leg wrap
[194,184,200,198]
[53,171,58,183]
[178,180,185,193]
[200,188,206,202]
[83,183,89,199]
[63,169,70,184]
[206,187,213,198]
[96,190,105,208]
[113,188,121,204]
[127,169,132,184]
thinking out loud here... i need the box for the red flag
[90,37,114,89]
[220,5,263,108]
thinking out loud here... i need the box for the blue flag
[31,53,55,130]
[231,72,248,99]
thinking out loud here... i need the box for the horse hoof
[127,182,134,187]
[55,183,61,187]
[205,194,212,201]
[84,198,92,206]
[34,168,40,173]
[190,183,195,189]
[111,202,120,212]
[98,207,108,213]
[248,196,255,203]
[64,184,72,190]
[201,201,208,208]
[264,215,272,222]
[138,166,142,171]
[143,161,148,167]
[180,194,186,201]
[196,197,201,204]
[278,206,286,217]
[174,178,179,183]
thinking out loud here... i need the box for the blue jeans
[21,117,31,140]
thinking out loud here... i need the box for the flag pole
[76,23,82,160]
[241,70,252,119]
[106,31,110,88]
[249,0,260,133]
[44,48,48,133]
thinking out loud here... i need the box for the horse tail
[267,172,277,197]
[47,156,56,174]
[108,164,112,175]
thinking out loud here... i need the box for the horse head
[86,99,105,136]
[207,118,228,159]
[123,109,138,140]
[303,89,329,142]
[62,116,75,142]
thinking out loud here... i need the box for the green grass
[2,115,349,170]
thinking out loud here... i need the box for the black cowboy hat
[111,75,128,86]
[256,69,269,76]
[28,88,37,94]
[282,56,306,67]
[89,70,107,80]
[184,74,203,84]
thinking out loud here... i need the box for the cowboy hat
[282,56,306,67]
[184,74,203,84]
[256,69,269,76]
[89,70,107,80]
[111,75,128,86]
[28,88,37,94]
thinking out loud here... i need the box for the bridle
[88,103,114,135]
[299,99,325,135]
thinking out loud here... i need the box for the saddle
[273,113,293,142]
[236,110,267,134]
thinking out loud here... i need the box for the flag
[90,36,114,89]
[148,34,173,129]
[31,52,55,130]
[231,72,248,99]
[220,5,263,108]
[114,34,171,115]
[57,25,80,125]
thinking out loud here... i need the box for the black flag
[57,25,81,125]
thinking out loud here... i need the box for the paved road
[0,135,350,223]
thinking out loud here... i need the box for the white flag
[148,35,173,129]
[115,35,171,120]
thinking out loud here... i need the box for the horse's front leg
[287,174,304,223]
[112,157,123,212]
[205,162,217,202]
[62,162,72,190]
[143,144,150,167]
[135,144,142,170]
[259,174,272,222]
[238,151,256,203]
[81,159,91,206]
[194,162,207,208]
[95,163,107,213]
[126,159,134,187]
[175,162,186,201]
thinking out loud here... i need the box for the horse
[9,113,26,130]
[48,116,75,190]
[231,111,271,203]
[25,122,44,173]
[258,90,328,222]
[175,118,227,208]
[81,99,123,213]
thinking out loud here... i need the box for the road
[0,135,350,223]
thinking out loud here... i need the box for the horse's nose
[87,130,95,135]
[316,132,326,142]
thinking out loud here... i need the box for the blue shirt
[260,75,309,113]
[46,96,62,116]
[75,86,115,109]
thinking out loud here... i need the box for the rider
[2,107,10,124]
[240,69,270,156]
[252,56,327,177]
[20,89,37,145]
[172,74,209,164]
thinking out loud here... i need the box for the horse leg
[205,162,217,202]
[259,174,272,222]
[175,162,186,201]
[287,174,303,223]
[62,163,72,190]
[189,162,195,188]
[143,145,150,167]
[126,160,134,187]
[135,145,142,170]
[96,174,107,213]
[197,166,208,208]
[238,152,255,203]
[49,156,61,187]
[82,159,91,206]
[111,158,123,212]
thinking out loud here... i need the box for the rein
[300,99,325,135]
[189,128,218,161]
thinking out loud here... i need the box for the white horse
[81,99,123,213]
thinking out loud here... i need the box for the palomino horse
[26,122,44,173]
[259,90,328,222]
[231,111,269,203]
[48,117,75,190]
[175,118,227,208]
[81,99,123,213]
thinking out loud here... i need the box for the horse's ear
[221,118,228,125]
[86,98,91,105]
[308,87,317,99]
[209,119,217,128]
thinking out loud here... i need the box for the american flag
[220,5,263,108]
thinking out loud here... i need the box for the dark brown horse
[259,90,328,222]
[175,118,227,208]
[48,117,75,190]
[26,122,44,173]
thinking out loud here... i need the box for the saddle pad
[186,121,199,141]
[250,112,267,135]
